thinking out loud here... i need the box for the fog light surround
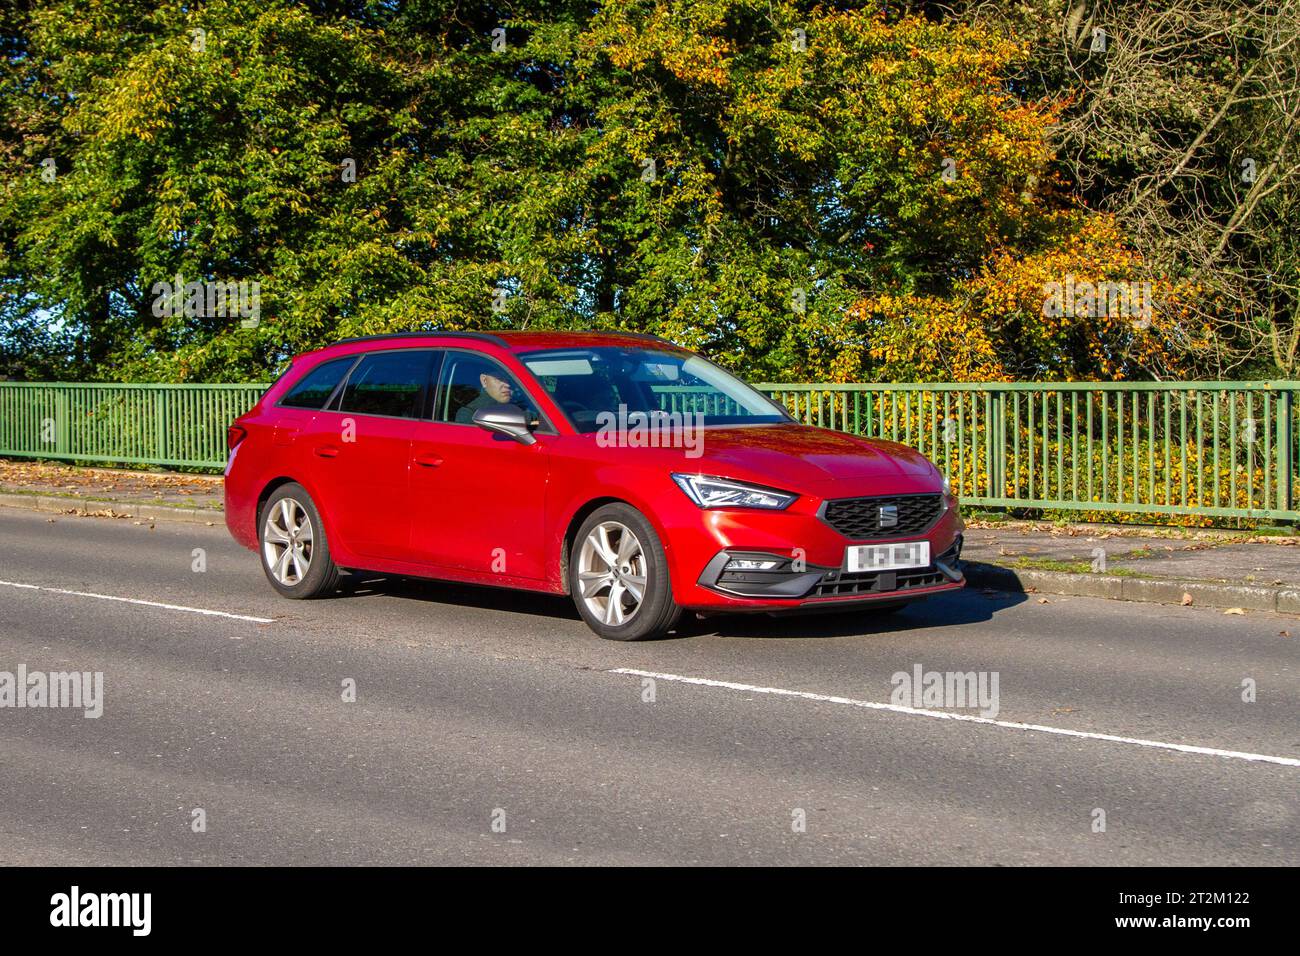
[724,557,783,571]
[700,550,830,599]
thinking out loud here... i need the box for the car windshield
[520,347,790,433]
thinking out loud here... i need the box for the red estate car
[225,331,964,639]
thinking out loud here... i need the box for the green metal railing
[1,379,1298,520]
[653,385,748,416]
[758,382,1300,520]
[0,382,266,470]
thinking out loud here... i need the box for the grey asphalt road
[0,506,1296,866]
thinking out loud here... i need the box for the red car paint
[225,331,964,612]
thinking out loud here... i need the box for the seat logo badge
[878,505,898,528]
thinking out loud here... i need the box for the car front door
[409,350,551,582]
[303,348,434,562]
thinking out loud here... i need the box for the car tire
[569,503,681,640]
[258,482,340,599]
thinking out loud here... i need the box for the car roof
[313,330,684,356]
[285,331,689,371]
[495,331,683,353]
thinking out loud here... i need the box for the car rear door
[303,348,435,562]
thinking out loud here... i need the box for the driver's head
[480,372,513,403]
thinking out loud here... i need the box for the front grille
[821,493,943,540]
[806,538,961,599]
[811,567,947,598]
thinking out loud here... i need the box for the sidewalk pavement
[0,458,223,525]
[3,457,1298,615]
[960,522,1300,615]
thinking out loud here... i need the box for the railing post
[54,388,69,457]
[1278,387,1293,514]
[154,389,167,463]
[990,390,1005,500]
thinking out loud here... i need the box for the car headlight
[942,475,952,496]
[671,474,798,510]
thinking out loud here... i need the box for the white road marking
[612,668,1300,768]
[0,579,274,624]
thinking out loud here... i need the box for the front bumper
[697,536,963,605]
[665,487,965,610]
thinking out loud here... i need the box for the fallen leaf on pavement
[1181,592,1193,605]
[1224,607,1246,615]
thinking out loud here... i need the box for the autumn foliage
[0,1,1220,383]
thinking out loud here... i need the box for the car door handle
[314,445,340,458]
[413,454,444,468]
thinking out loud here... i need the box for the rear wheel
[259,483,340,599]
[570,504,680,640]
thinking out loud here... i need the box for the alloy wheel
[577,521,647,627]
[262,497,314,586]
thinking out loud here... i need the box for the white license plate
[845,541,930,573]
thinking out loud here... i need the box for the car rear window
[338,350,431,418]
[279,357,357,410]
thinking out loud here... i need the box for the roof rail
[332,330,511,348]
[613,331,674,344]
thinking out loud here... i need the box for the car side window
[435,352,538,425]
[337,350,431,419]
[278,356,357,410]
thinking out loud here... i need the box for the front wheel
[569,504,681,640]
[259,482,340,599]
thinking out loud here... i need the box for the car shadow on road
[332,571,1025,640]
[670,589,1027,640]
[335,571,582,620]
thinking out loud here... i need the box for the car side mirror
[472,403,538,445]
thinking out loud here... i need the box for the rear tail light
[227,424,248,450]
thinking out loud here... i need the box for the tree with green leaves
[1,0,1269,384]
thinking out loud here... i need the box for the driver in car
[456,371,519,423]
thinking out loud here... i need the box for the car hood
[675,423,941,489]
